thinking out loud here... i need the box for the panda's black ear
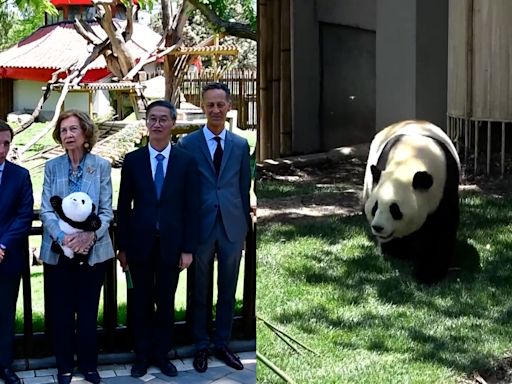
[370,165,382,185]
[412,171,433,190]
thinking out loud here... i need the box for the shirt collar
[0,161,4,172]
[148,142,171,159]
[203,126,226,141]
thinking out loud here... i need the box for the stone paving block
[98,364,128,372]
[210,378,242,384]
[244,362,256,373]
[227,368,256,383]
[98,370,116,378]
[113,368,131,376]
[35,369,57,377]
[17,370,36,379]
[166,371,210,384]
[195,365,233,381]
[102,376,142,383]
[22,376,55,384]
[140,373,156,382]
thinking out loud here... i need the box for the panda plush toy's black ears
[412,171,433,191]
[370,165,382,185]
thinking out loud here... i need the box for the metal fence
[181,70,257,130]
[15,211,256,364]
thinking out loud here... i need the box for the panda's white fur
[363,120,460,201]
[364,135,446,240]
[362,120,460,283]
[59,192,94,258]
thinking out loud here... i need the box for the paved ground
[10,351,256,384]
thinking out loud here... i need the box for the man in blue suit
[178,83,251,373]
[0,121,34,384]
[116,100,200,378]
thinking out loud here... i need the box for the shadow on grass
[260,192,512,376]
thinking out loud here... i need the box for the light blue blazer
[40,153,115,266]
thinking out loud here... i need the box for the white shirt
[148,143,171,180]
[202,126,226,159]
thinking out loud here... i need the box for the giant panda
[362,120,460,284]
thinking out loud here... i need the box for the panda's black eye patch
[390,203,403,220]
[371,201,378,216]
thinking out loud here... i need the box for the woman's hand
[65,231,96,254]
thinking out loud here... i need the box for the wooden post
[271,0,281,158]
[280,0,292,156]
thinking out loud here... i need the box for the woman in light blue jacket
[40,110,114,384]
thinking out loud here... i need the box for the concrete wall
[291,0,376,154]
[316,0,376,30]
[13,80,112,121]
[376,0,448,130]
[290,0,448,154]
[319,23,375,150]
[291,0,321,153]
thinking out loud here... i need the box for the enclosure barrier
[14,211,256,362]
[447,114,512,177]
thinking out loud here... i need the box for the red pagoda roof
[0,20,160,82]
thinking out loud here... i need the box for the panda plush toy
[50,192,101,262]
[362,120,460,284]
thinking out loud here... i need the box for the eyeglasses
[147,116,172,126]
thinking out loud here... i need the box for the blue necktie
[154,153,165,199]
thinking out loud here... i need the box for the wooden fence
[181,70,257,130]
[14,211,256,363]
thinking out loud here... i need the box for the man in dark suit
[178,83,251,373]
[0,121,34,384]
[116,100,199,378]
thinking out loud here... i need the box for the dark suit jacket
[177,128,251,244]
[116,145,200,265]
[0,161,34,275]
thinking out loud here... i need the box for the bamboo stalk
[256,351,296,384]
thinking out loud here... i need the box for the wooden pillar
[271,0,281,158]
[280,0,292,156]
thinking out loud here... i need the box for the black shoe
[0,368,20,384]
[56,372,73,384]
[193,349,209,373]
[155,359,177,377]
[214,346,244,370]
[81,370,101,384]
[131,358,149,378]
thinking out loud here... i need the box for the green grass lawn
[257,190,512,383]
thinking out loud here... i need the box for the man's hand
[179,252,193,270]
[0,248,5,263]
[117,250,128,271]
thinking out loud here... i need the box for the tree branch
[188,0,256,41]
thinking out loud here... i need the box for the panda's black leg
[413,236,451,284]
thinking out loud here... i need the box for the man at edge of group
[0,120,34,384]
[116,100,200,378]
[177,83,251,373]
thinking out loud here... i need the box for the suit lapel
[0,161,11,200]
[141,146,158,199]
[198,130,216,175]
[220,130,233,177]
[57,155,70,196]
[81,154,96,194]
